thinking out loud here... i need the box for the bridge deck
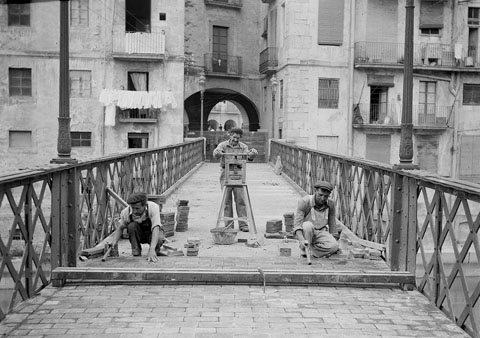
[2,163,471,338]
[54,162,413,287]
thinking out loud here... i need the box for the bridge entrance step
[51,267,415,288]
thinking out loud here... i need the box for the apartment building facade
[183,0,266,133]
[0,0,185,173]
[262,0,480,182]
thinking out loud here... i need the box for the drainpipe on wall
[347,0,356,157]
[448,72,460,179]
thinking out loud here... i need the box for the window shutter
[317,0,344,46]
[420,0,444,29]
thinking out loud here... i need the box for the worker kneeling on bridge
[294,181,341,258]
[109,192,165,263]
[213,127,257,232]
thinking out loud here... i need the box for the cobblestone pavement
[0,284,470,338]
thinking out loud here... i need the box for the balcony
[204,53,242,77]
[259,47,278,74]
[204,0,242,9]
[354,42,480,70]
[118,108,159,123]
[353,103,450,128]
[112,31,165,61]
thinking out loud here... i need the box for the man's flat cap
[127,192,147,204]
[313,181,333,192]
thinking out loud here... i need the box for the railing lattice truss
[270,140,479,338]
[0,140,204,321]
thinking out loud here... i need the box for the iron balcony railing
[118,108,159,123]
[259,47,278,74]
[269,140,480,338]
[353,103,450,127]
[0,140,204,321]
[112,31,165,55]
[354,41,480,68]
[204,0,242,8]
[204,53,242,75]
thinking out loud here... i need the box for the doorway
[370,86,388,123]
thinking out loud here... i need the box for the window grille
[318,78,339,109]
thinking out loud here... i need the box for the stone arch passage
[184,88,260,132]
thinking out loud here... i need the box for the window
[419,81,436,123]
[8,3,30,26]
[212,26,228,73]
[420,0,444,31]
[421,28,440,35]
[463,84,480,105]
[9,68,32,97]
[318,78,339,109]
[127,72,148,91]
[9,131,32,148]
[126,0,151,32]
[369,86,388,123]
[159,12,166,21]
[70,0,89,26]
[70,70,91,97]
[71,132,91,147]
[128,133,149,148]
[317,0,344,46]
[468,7,480,26]
[279,79,284,109]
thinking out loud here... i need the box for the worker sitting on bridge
[293,181,341,258]
[213,127,258,232]
[109,192,165,263]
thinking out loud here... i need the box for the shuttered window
[463,84,480,105]
[318,78,339,109]
[420,0,444,29]
[317,0,344,46]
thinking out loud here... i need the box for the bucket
[210,227,238,245]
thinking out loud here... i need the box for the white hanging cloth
[98,89,177,110]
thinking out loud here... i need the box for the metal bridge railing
[0,139,204,321]
[270,140,480,338]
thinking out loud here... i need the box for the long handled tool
[102,244,112,262]
[305,243,312,265]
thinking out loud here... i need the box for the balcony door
[212,26,228,73]
[419,81,436,124]
[127,72,149,118]
[126,0,151,32]
[369,86,388,123]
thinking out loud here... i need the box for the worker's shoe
[132,248,141,256]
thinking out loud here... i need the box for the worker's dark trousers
[127,219,162,254]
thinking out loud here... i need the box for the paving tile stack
[175,200,189,232]
[160,211,175,237]
[184,237,200,256]
[283,212,294,233]
[266,219,283,233]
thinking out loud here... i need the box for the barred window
[463,84,480,105]
[70,70,91,97]
[318,78,339,109]
[71,132,92,147]
[9,68,32,97]
[8,3,30,26]
[70,0,89,26]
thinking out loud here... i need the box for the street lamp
[198,74,206,137]
[270,75,278,139]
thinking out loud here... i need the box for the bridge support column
[390,173,417,287]
[51,168,79,273]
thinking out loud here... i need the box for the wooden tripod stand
[215,153,259,245]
